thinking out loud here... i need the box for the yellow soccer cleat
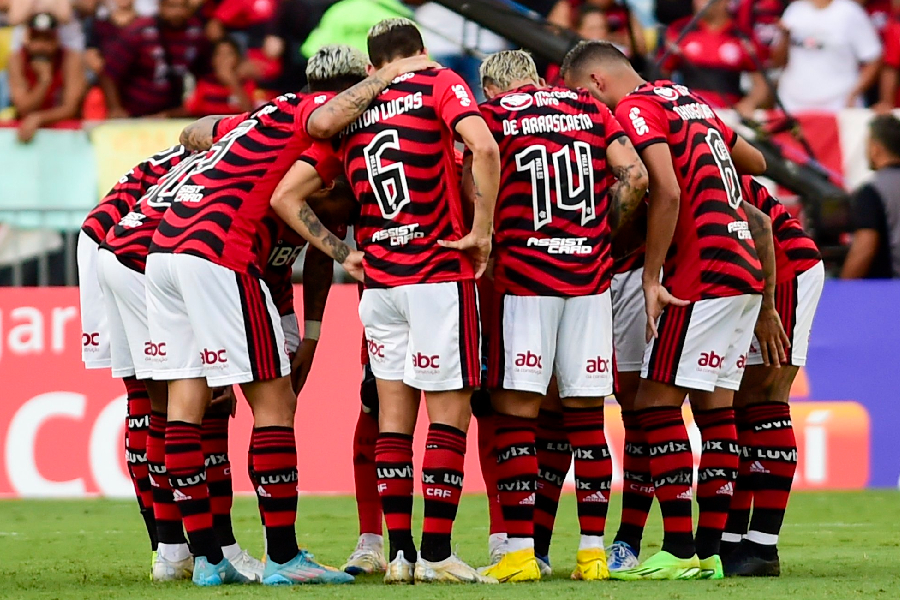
[480,547,541,583]
[571,548,609,581]
[415,554,498,584]
[383,551,415,585]
[609,551,701,581]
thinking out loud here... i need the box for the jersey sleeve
[298,140,343,185]
[478,102,503,141]
[295,92,335,132]
[595,100,627,146]
[433,69,483,132]
[614,95,668,152]
[212,113,251,142]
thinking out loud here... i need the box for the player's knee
[243,377,296,427]
[560,396,604,410]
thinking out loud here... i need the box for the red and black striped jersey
[319,68,483,289]
[741,176,821,284]
[149,91,334,277]
[261,223,306,317]
[615,80,764,301]
[480,85,623,296]
[82,145,189,246]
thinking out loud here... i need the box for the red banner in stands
[0,287,869,498]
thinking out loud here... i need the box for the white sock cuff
[579,535,605,551]
[747,530,779,546]
[721,532,743,544]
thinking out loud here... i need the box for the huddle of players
[75,16,824,587]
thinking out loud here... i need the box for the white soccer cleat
[488,533,508,567]
[415,554,498,584]
[228,548,265,582]
[383,550,415,584]
[152,553,194,581]
[342,535,388,575]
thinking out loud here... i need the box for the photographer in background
[842,115,900,279]
[8,12,85,142]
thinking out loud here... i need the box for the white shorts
[747,261,824,367]
[77,232,111,369]
[642,294,762,392]
[611,268,646,373]
[488,292,614,398]
[282,313,300,355]
[359,280,481,392]
[96,249,154,379]
[145,253,290,387]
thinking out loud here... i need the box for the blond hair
[480,50,539,91]
[306,44,369,82]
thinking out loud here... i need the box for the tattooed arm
[605,136,649,234]
[745,201,789,366]
[307,54,439,139]
[179,115,233,151]
[270,160,364,281]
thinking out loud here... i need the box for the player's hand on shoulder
[386,55,442,79]
[342,250,366,283]
[643,282,689,342]
[754,305,790,367]
[438,232,492,278]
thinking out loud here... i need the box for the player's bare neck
[508,78,542,92]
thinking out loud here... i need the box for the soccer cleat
[607,541,640,572]
[383,550,415,584]
[152,553,194,582]
[609,551,701,581]
[488,533,508,566]
[191,557,250,586]
[229,548,265,582]
[697,555,724,580]
[149,550,157,581]
[723,543,781,577]
[342,536,388,575]
[262,550,355,585]
[480,548,541,583]
[415,554,499,584]
[571,548,609,581]
[536,554,552,577]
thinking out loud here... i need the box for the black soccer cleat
[723,542,781,577]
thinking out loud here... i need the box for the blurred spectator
[203,0,281,89]
[654,0,692,25]
[184,36,253,114]
[261,0,320,92]
[8,13,85,141]
[415,2,506,95]
[549,0,647,55]
[733,0,788,63]
[875,14,900,110]
[100,0,209,117]
[301,0,412,59]
[661,0,768,116]
[85,0,137,75]
[842,115,900,279]
[7,0,72,25]
[858,0,899,32]
[774,0,882,112]
[546,4,625,83]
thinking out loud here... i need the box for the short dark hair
[367,18,424,68]
[560,40,629,81]
[870,114,900,159]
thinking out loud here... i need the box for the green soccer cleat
[698,555,724,580]
[609,550,701,581]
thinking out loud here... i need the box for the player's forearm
[301,247,334,323]
[468,144,500,237]
[642,189,678,287]
[746,206,776,308]
[609,145,650,234]
[307,66,399,140]
[180,115,228,151]
[879,67,899,107]
[273,195,353,265]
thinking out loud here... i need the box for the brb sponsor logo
[144,342,166,358]
[586,356,610,377]
[527,237,592,255]
[371,224,424,247]
[514,351,542,373]
[697,350,723,372]
[367,339,385,361]
[201,348,227,366]
[412,353,440,371]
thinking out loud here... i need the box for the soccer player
[563,41,777,580]
[471,49,647,583]
[78,149,187,564]
[270,18,501,585]
[143,45,434,586]
[722,177,824,577]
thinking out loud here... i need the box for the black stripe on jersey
[698,271,761,296]
[502,265,603,297]
[699,247,763,277]
[154,227,228,257]
[786,247,822,261]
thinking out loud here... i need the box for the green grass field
[1,491,897,599]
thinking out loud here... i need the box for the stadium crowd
[2,0,900,142]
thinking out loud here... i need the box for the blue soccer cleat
[607,541,640,572]
[262,550,355,585]
[191,556,250,586]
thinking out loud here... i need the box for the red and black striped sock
[694,408,739,559]
[376,432,416,562]
[148,412,185,545]
[250,426,300,564]
[723,408,754,551]
[202,412,235,547]
[534,410,571,558]
[420,424,466,562]
[166,421,222,564]
[123,377,155,550]
[353,409,383,536]
[493,414,537,544]
[476,414,506,536]
[639,406,695,559]
[615,410,654,554]
[746,402,797,555]
[564,406,612,542]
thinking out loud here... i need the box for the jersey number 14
[515,141,597,231]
